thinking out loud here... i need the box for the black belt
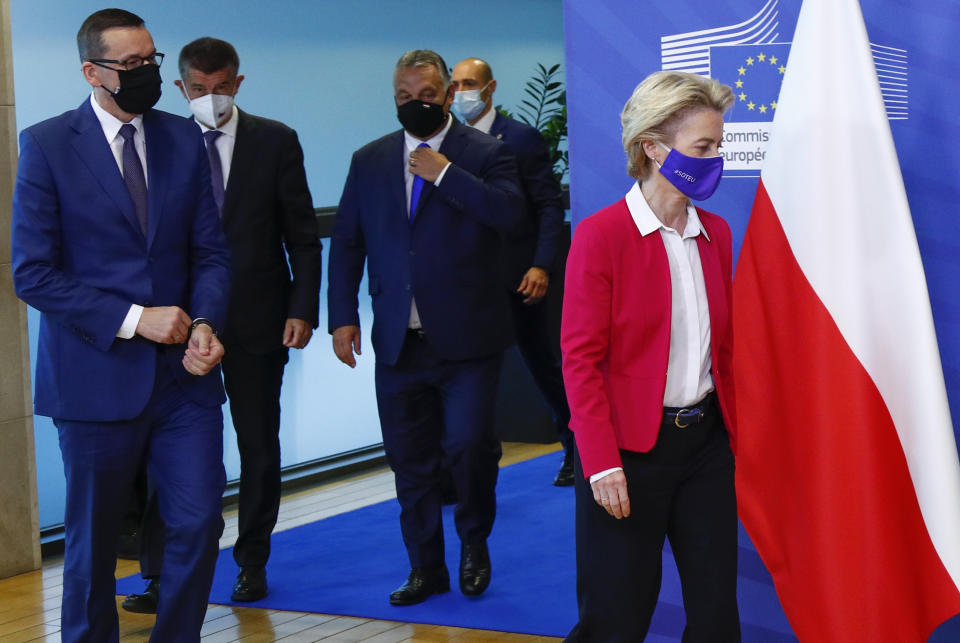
[662,392,716,428]
[406,328,427,340]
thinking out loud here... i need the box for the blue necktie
[203,129,225,215]
[119,124,147,235]
[409,142,430,222]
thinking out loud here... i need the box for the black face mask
[397,99,447,138]
[104,64,162,114]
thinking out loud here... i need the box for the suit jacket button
[409,250,415,256]
[405,284,411,291]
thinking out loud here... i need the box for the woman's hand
[590,470,631,519]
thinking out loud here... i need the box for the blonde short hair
[621,71,734,180]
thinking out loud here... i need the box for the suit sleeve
[276,128,322,328]
[560,220,622,478]
[11,128,131,352]
[327,152,366,332]
[186,132,231,331]
[513,127,565,272]
[433,140,524,235]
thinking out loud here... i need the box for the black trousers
[375,331,503,569]
[139,342,288,577]
[566,409,740,643]
[507,292,573,452]
[223,343,289,568]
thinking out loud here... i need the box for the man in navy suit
[328,49,524,605]
[11,9,230,642]
[450,58,574,485]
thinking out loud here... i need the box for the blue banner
[563,0,960,436]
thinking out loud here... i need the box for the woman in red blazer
[562,72,739,642]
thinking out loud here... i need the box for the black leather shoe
[459,541,491,596]
[389,566,450,605]
[231,566,268,602]
[121,578,159,614]
[553,451,575,487]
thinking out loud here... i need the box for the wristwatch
[189,317,218,337]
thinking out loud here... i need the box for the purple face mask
[656,142,723,201]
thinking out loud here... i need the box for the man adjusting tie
[328,49,524,605]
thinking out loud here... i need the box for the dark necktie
[409,142,430,222]
[119,124,147,235]
[203,129,225,215]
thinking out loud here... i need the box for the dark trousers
[375,331,503,569]
[223,343,288,568]
[566,408,740,643]
[508,292,573,452]
[56,359,225,643]
[138,342,288,577]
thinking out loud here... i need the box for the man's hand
[182,324,224,376]
[517,267,549,304]
[409,146,450,183]
[332,325,362,368]
[136,306,191,344]
[283,318,313,349]
[591,470,631,520]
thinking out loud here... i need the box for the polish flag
[731,0,960,640]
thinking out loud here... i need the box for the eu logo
[711,43,791,173]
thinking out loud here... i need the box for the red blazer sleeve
[561,218,623,478]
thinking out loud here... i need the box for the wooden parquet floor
[0,442,566,642]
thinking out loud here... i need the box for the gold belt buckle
[675,409,691,428]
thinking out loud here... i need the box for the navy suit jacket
[11,98,231,422]
[489,113,564,286]
[328,117,525,366]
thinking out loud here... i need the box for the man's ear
[233,75,245,95]
[81,62,100,89]
[174,79,189,101]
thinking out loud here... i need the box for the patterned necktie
[409,142,430,222]
[203,129,225,215]
[119,124,147,235]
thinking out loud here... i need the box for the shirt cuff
[433,162,452,186]
[589,467,623,484]
[116,304,144,339]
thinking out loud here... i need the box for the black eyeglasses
[87,52,165,72]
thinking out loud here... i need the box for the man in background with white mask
[451,58,573,486]
[122,37,322,612]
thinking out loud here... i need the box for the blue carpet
[117,453,960,640]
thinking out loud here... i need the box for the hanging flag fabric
[732,0,960,640]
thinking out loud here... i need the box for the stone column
[0,0,42,578]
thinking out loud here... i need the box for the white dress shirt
[196,104,239,186]
[469,106,497,135]
[90,93,147,340]
[403,115,453,328]
[590,182,715,483]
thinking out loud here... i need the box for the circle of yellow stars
[735,52,786,114]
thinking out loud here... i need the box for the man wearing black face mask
[10,9,230,641]
[329,49,524,605]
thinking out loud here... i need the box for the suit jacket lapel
[222,110,254,221]
[143,110,170,249]
[389,131,407,217]
[489,112,506,141]
[695,216,729,341]
[70,100,144,240]
[413,118,467,222]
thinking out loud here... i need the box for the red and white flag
[732,0,960,640]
